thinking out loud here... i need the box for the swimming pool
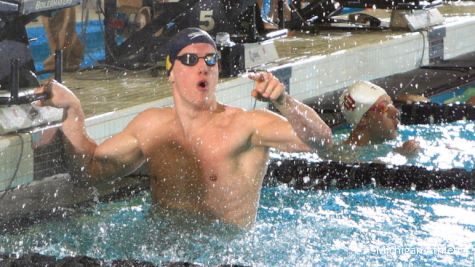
[10,11,474,267]
[1,118,474,266]
[0,187,473,266]
[274,120,475,172]
[27,20,105,73]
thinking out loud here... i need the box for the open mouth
[197,80,208,91]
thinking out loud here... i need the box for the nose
[197,58,209,74]
[388,105,400,120]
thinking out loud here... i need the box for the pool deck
[1,2,475,224]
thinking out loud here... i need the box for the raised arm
[247,72,333,152]
[35,80,145,182]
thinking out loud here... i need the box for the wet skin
[35,43,332,228]
[347,95,400,146]
[346,94,420,156]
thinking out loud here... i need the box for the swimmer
[339,81,420,156]
[35,27,333,228]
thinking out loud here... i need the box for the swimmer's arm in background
[246,72,333,152]
[467,96,475,105]
[34,80,145,182]
[394,140,420,157]
[394,94,429,105]
[318,144,359,162]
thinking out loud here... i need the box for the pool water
[391,121,475,170]
[1,120,474,266]
[275,120,475,171]
[355,120,475,170]
[13,15,474,267]
[431,85,475,105]
[27,20,105,74]
[0,187,473,266]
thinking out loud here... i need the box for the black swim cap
[165,27,217,75]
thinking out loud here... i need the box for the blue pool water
[0,188,473,266]
[276,120,475,171]
[1,120,474,266]
[13,14,475,267]
[27,20,105,74]
[431,85,475,105]
[351,120,474,170]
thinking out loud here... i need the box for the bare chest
[139,118,268,221]
[144,126,247,182]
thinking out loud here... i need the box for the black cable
[420,65,474,72]
[399,30,427,93]
[79,0,102,68]
[95,0,121,63]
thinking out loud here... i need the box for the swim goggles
[175,53,219,67]
[370,101,391,114]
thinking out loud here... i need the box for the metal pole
[10,58,19,105]
[278,0,285,29]
[54,49,63,83]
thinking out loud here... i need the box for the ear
[168,71,175,83]
[356,115,369,128]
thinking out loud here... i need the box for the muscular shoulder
[219,107,286,137]
[235,108,286,127]
[125,107,175,133]
[218,106,270,125]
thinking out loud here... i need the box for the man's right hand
[34,79,80,110]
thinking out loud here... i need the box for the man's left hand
[247,72,286,105]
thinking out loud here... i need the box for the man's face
[363,95,400,141]
[169,43,219,108]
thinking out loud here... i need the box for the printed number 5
[199,10,215,31]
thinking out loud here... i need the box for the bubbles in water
[1,121,474,265]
